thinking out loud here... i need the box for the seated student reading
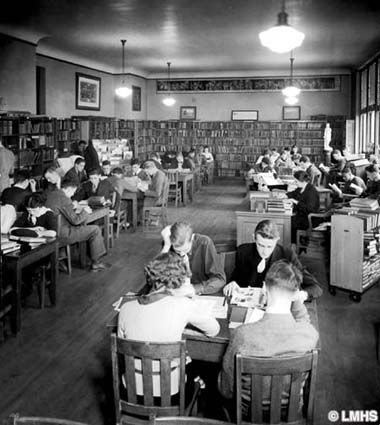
[74,168,116,207]
[63,157,87,186]
[298,156,321,186]
[161,222,226,295]
[319,149,347,185]
[362,164,380,201]
[219,260,319,414]
[275,148,294,170]
[101,160,112,179]
[329,166,366,201]
[12,193,57,237]
[1,169,36,212]
[291,145,302,165]
[118,251,220,396]
[45,180,109,272]
[223,220,322,301]
[143,161,167,206]
[287,170,320,243]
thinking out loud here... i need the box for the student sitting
[223,220,322,301]
[183,149,196,171]
[143,161,167,206]
[63,157,87,186]
[130,159,150,181]
[118,251,220,396]
[1,169,36,212]
[45,180,109,272]
[287,171,320,243]
[219,260,319,414]
[319,149,347,185]
[101,160,112,179]
[150,152,164,170]
[298,156,321,186]
[13,193,57,236]
[329,166,366,201]
[201,146,214,164]
[255,148,272,166]
[258,157,276,174]
[362,164,380,200]
[275,148,294,170]
[291,145,302,165]
[43,167,62,194]
[161,222,226,295]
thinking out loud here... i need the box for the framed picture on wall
[180,106,197,120]
[132,86,141,111]
[75,73,101,110]
[231,110,259,121]
[282,106,301,120]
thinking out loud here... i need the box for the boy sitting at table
[223,220,322,301]
[219,260,319,415]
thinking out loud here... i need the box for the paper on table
[230,287,263,309]
[192,295,228,319]
[244,308,265,324]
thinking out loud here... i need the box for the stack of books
[266,199,285,213]
[350,198,379,210]
[362,256,380,288]
[9,235,47,249]
[1,237,21,254]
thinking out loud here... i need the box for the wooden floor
[1,178,380,425]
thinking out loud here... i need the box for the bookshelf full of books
[330,201,380,301]
[54,118,81,155]
[131,120,325,177]
[0,115,55,178]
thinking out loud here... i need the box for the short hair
[283,147,290,152]
[150,153,159,160]
[170,222,193,247]
[112,167,123,175]
[88,168,101,176]
[102,160,110,166]
[44,166,58,176]
[74,157,85,165]
[332,149,341,156]
[26,193,45,209]
[14,169,30,184]
[261,157,271,166]
[342,167,353,175]
[299,155,310,164]
[293,170,310,182]
[144,252,191,291]
[78,140,87,146]
[254,220,279,240]
[265,260,302,293]
[263,148,271,156]
[131,159,140,166]
[61,180,78,190]
[365,164,379,174]
[144,161,157,170]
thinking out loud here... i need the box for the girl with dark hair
[287,170,320,242]
[13,193,57,236]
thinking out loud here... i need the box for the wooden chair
[215,241,237,284]
[0,254,13,340]
[6,414,89,425]
[150,417,234,425]
[111,334,200,425]
[296,211,332,260]
[142,178,169,232]
[167,170,182,207]
[57,215,72,275]
[108,191,127,246]
[235,350,318,425]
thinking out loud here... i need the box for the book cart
[329,212,380,302]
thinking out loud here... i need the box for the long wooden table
[121,191,138,230]
[183,300,320,363]
[2,239,58,334]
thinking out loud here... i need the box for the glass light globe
[115,85,132,98]
[162,97,176,106]
[259,25,304,53]
[285,96,299,105]
[282,85,301,97]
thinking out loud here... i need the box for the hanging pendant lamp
[259,0,304,54]
[115,39,132,98]
[282,51,300,100]
[162,62,176,106]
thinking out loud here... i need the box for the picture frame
[231,110,259,121]
[75,73,101,110]
[180,106,197,120]
[282,106,301,120]
[132,85,141,111]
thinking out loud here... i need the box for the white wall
[114,74,147,120]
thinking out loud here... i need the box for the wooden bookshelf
[54,118,81,155]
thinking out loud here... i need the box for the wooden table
[2,239,58,334]
[121,191,138,230]
[178,172,194,206]
[183,300,320,363]
[235,199,292,247]
[85,207,110,252]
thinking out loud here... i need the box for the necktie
[257,257,266,274]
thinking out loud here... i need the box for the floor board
[1,178,379,424]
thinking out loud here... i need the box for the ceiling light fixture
[115,39,132,98]
[259,0,305,54]
[162,62,176,107]
[282,51,300,103]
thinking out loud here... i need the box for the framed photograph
[132,85,141,111]
[180,106,197,120]
[75,73,101,110]
[231,110,259,121]
[282,106,301,120]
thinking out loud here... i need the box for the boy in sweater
[219,260,319,411]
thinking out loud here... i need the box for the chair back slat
[236,350,318,425]
[111,334,186,421]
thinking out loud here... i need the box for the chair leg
[66,246,72,275]
[38,266,46,309]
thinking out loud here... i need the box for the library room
[0,1,380,425]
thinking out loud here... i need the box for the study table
[121,191,138,230]
[85,206,110,251]
[2,238,58,334]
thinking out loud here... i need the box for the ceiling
[1,0,380,77]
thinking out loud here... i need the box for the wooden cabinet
[330,214,380,301]
[235,205,292,247]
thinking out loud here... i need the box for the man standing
[0,137,15,194]
[45,180,109,271]
[223,220,322,301]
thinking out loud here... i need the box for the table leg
[132,197,137,230]
[183,179,188,206]
[9,263,22,334]
[48,248,58,306]
[190,178,194,202]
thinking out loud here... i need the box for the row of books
[55,130,81,141]
[18,120,54,134]
[334,207,380,231]
[1,238,21,254]
[362,255,380,288]
[18,135,55,148]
